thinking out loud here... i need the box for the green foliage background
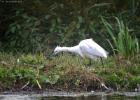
[0,0,139,53]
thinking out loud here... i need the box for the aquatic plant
[102,17,139,59]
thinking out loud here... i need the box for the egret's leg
[100,57,104,67]
[80,58,92,67]
[86,59,92,67]
[77,57,82,65]
[77,56,85,66]
[89,59,92,65]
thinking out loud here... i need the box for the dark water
[42,95,140,100]
[0,92,140,100]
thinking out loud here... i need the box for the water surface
[0,92,140,100]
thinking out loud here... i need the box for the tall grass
[101,17,139,58]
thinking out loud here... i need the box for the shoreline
[0,91,140,97]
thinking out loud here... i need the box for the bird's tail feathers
[105,51,109,55]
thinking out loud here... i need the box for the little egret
[54,38,108,65]
[54,38,109,90]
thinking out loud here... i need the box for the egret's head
[54,46,62,55]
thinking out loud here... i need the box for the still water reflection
[42,95,140,100]
[0,92,140,100]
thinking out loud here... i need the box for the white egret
[54,38,108,64]
[53,38,109,90]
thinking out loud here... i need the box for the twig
[36,79,42,89]
[21,81,30,90]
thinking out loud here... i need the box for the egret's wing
[79,39,108,58]
[79,43,98,59]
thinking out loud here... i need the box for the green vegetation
[102,17,139,58]
[0,0,139,92]
[0,53,139,92]
[0,0,140,53]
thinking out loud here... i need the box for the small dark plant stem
[100,57,104,67]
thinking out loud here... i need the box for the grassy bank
[0,52,139,92]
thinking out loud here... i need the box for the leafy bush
[3,10,42,53]
[0,0,140,53]
[0,66,36,90]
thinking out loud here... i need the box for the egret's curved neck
[61,46,79,53]
[60,47,70,52]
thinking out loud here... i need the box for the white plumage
[54,38,110,90]
[54,38,108,59]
